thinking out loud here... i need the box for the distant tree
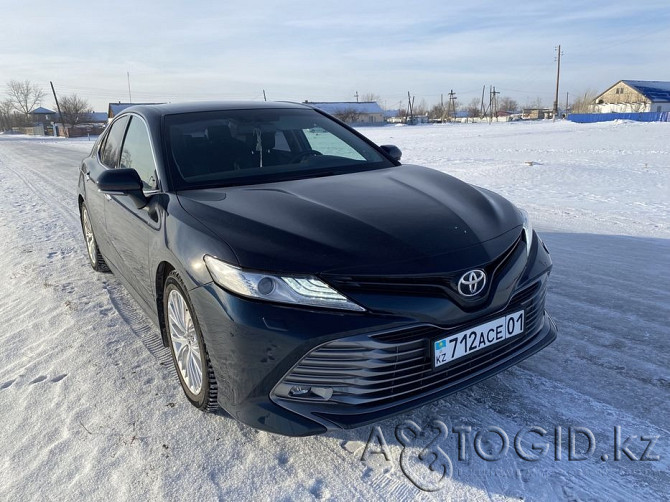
[5,79,45,115]
[498,96,519,113]
[570,90,597,113]
[59,94,93,127]
[0,99,31,129]
[413,98,428,116]
[466,98,481,118]
[429,103,446,121]
[0,99,13,130]
[524,97,544,110]
[333,108,361,123]
[360,92,381,103]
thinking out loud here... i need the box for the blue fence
[568,112,670,123]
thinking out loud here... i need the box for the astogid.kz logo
[359,419,661,492]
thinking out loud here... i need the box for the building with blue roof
[305,101,384,125]
[594,80,670,113]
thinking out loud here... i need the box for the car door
[103,114,162,308]
[84,115,130,255]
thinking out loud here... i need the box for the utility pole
[448,89,457,122]
[565,91,569,114]
[553,45,563,117]
[354,91,359,103]
[440,93,445,122]
[489,86,499,122]
[480,85,486,118]
[263,89,267,102]
[50,81,67,138]
[127,71,132,103]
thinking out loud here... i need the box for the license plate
[433,310,524,368]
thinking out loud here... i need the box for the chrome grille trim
[274,279,546,408]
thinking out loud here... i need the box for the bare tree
[333,108,361,123]
[0,99,14,130]
[429,103,446,121]
[0,99,32,129]
[466,98,481,118]
[59,94,93,127]
[498,96,519,113]
[413,98,428,116]
[571,90,597,113]
[360,92,381,103]
[524,97,544,110]
[5,80,45,115]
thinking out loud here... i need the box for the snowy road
[0,121,668,501]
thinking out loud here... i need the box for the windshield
[164,108,393,189]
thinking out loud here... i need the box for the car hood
[176,165,522,275]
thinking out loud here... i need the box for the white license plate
[433,310,524,368]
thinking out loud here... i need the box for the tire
[80,202,110,272]
[164,271,218,411]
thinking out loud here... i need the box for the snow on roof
[307,101,384,115]
[622,80,670,102]
[30,106,55,114]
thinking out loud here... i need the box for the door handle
[104,194,112,201]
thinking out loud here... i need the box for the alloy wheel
[167,289,203,395]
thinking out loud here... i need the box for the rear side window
[120,117,158,190]
[99,116,130,168]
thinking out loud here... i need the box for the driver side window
[120,116,158,190]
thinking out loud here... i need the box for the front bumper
[189,235,556,436]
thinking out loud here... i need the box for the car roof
[120,101,313,121]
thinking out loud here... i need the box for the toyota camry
[78,101,557,436]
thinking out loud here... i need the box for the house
[383,109,403,123]
[305,101,385,125]
[29,106,56,125]
[108,102,164,120]
[522,108,554,120]
[593,80,670,113]
[65,112,109,138]
[88,112,109,123]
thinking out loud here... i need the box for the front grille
[275,279,546,409]
[324,234,524,300]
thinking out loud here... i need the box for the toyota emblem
[457,269,487,297]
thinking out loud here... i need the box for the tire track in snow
[0,140,170,365]
[2,130,669,501]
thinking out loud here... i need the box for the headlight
[203,255,365,312]
[519,209,534,256]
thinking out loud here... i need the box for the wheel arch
[155,261,176,347]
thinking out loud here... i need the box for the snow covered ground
[0,120,668,501]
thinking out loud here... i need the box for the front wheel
[164,271,218,411]
[80,202,109,272]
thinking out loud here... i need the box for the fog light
[289,386,310,397]
[310,386,333,400]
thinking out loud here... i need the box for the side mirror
[97,168,148,209]
[380,144,402,162]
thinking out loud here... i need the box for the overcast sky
[2,0,669,112]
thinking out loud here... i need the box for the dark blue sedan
[78,102,556,436]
